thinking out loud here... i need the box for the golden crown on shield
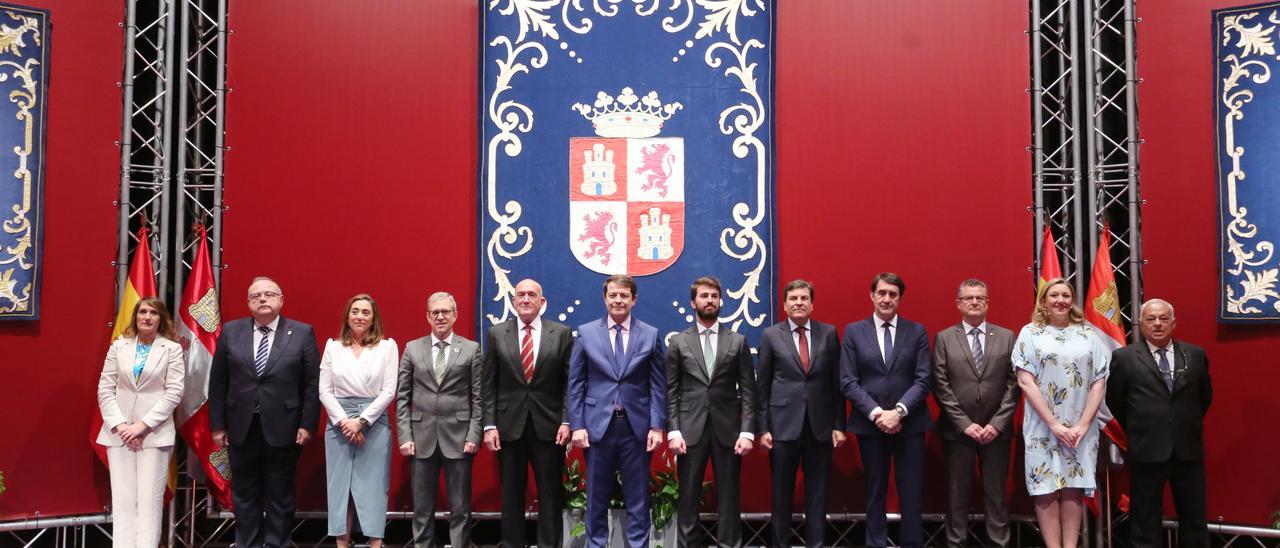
[572,87,683,138]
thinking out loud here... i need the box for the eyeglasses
[957,296,988,303]
[428,309,455,318]
[248,291,281,300]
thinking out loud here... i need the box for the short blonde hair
[1031,277,1085,326]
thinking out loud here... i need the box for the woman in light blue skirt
[319,294,399,548]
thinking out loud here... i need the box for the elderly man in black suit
[1107,298,1212,548]
[208,276,320,548]
[482,278,575,548]
[756,279,847,548]
[665,276,756,547]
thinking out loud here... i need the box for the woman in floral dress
[1012,278,1110,548]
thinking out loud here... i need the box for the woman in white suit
[96,296,185,548]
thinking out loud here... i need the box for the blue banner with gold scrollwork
[0,3,47,320]
[479,1,776,345]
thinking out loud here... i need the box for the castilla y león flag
[175,224,233,508]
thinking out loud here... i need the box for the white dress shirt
[252,316,281,357]
[875,314,898,363]
[318,338,399,425]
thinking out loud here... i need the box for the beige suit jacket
[96,336,186,447]
[396,333,483,459]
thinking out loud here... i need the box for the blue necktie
[882,322,894,366]
[612,323,624,374]
[1157,348,1173,391]
[254,325,270,376]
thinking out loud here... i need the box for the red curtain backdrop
[2,0,1062,521]
[0,0,124,520]
[1137,0,1280,525]
[219,0,1032,514]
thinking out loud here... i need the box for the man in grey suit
[396,292,482,548]
[931,279,1019,548]
[665,276,756,548]
[482,278,574,548]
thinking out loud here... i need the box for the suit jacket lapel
[1171,342,1191,394]
[239,319,256,374]
[136,337,167,388]
[505,322,530,385]
[866,320,889,370]
[593,320,620,379]
[778,323,806,375]
[119,339,139,389]
[618,322,641,377]
[532,321,552,382]
[441,334,462,382]
[262,318,291,376]
[712,328,732,381]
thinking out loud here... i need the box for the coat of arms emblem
[569,88,685,276]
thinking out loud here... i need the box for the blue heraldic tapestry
[1216,2,1280,322]
[480,1,776,345]
[0,3,47,320]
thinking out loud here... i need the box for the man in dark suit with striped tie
[208,276,320,548]
[482,278,575,548]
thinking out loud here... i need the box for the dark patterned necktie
[1157,348,1173,391]
[795,326,810,373]
[521,325,535,381]
[970,327,985,373]
[434,340,449,383]
[254,325,270,376]
[882,322,894,365]
[612,324,624,373]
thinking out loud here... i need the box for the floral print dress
[1012,323,1110,496]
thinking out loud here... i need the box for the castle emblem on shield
[569,88,685,276]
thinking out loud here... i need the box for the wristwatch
[358,417,370,428]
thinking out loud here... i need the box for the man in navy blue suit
[839,272,933,548]
[568,274,667,548]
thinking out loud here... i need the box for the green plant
[563,458,587,537]
[648,449,711,545]
[1271,509,1280,530]
[0,469,6,495]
